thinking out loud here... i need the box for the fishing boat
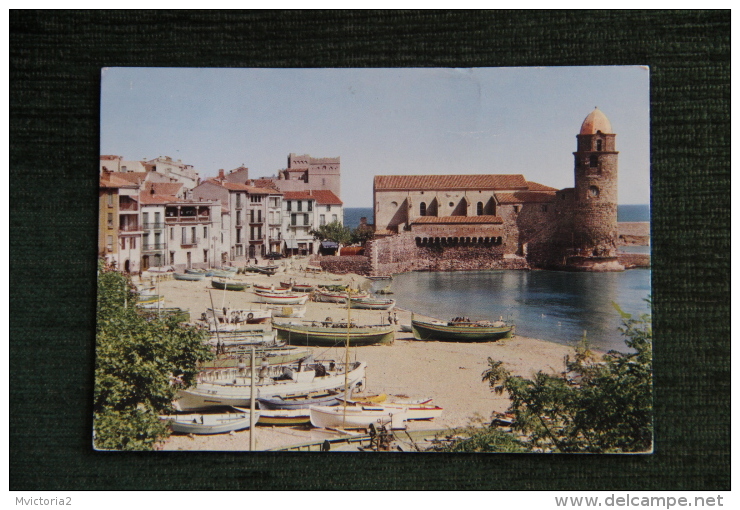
[136,294,165,308]
[250,408,311,426]
[160,410,258,434]
[309,404,408,430]
[211,279,249,291]
[254,292,309,305]
[349,297,396,310]
[411,315,514,342]
[206,269,233,278]
[174,272,205,281]
[222,266,239,273]
[175,361,367,410]
[272,321,395,347]
[291,283,315,293]
[199,347,312,370]
[254,283,290,293]
[339,397,443,421]
[246,265,279,276]
[314,289,370,304]
[367,275,393,281]
[256,389,346,410]
[267,305,307,318]
[206,330,279,347]
[185,268,207,275]
[205,307,272,324]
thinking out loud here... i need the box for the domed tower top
[580,108,612,135]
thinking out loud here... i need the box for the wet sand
[147,259,577,451]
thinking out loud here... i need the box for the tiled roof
[283,190,342,205]
[100,174,137,188]
[412,215,504,225]
[525,181,559,192]
[112,172,148,185]
[495,191,556,204]
[374,174,529,191]
[252,179,281,191]
[139,193,179,205]
[144,182,183,196]
[100,155,120,160]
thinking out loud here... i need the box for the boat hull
[211,279,249,291]
[272,322,395,347]
[309,405,408,430]
[161,411,258,434]
[349,298,396,310]
[198,348,311,370]
[254,293,309,305]
[252,408,311,426]
[411,320,514,342]
[174,272,205,281]
[257,389,344,410]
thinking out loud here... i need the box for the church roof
[374,174,529,191]
[525,181,559,192]
[412,215,504,225]
[496,191,556,204]
[580,108,613,135]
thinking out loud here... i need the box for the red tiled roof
[139,193,179,205]
[252,179,281,191]
[525,181,559,192]
[112,172,148,185]
[495,191,556,204]
[100,174,137,188]
[283,190,342,205]
[144,182,183,196]
[374,174,529,191]
[100,155,120,160]
[412,215,504,225]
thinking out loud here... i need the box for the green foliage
[309,220,353,245]
[424,415,525,453]
[350,223,375,245]
[93,261,213,450]
[481,302,653,453]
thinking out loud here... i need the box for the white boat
[206,330,278,347]
[349,297,396,310]
[339,398,443,421]
[314,290,370,304]
[267,304,307,318]
[160,410,259,434]
[205,307,272,324]
[175,361,367,411]
[234,407,311,426]
[309,404,408,430]
[254,292,309,305]
[254,284,291,294]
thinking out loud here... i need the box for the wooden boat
[291,283,315,293]
[174,272,205,281]
[339,398,443,421]
[206,330,278,347]
[206,269,233,278]
[222,266,239,273]
[136,295,165,308]
[160,410,258,434]
[272,321,395,347]
[254,283,290,293]
[205,307,271,324]
[185,268,207,275]
[309,404,408,430]
[267,305,307,318]
[367,275,393,281]
[211,279,249,291]
[254,292,309,305]
[235,407,310,426]
[349,297,396,310]
[256,389,345,410]
[411,315,514,342]
[246,265,279,276]
[199,347,311,370]
[175,361,367,410]
[313,290,370,304]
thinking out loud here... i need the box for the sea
[346,204,651,352]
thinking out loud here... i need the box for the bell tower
[571,108,622,267]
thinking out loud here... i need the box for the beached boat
[254,283,291,293]
[137,295,165,308]
[160,410,258,434]
[206,269,233,278]
[175,361,367,410]
[291,283,315,293]
[254,292,309,305]
[211,279,249,291]
[185,268,207,275]
[206,330,279,347]
[174,272,205,281]
[246,265,279,276]
[199,347,312,370]
[349,297,396,310]
[222,266,239,273]
[411,315,514,342]
[205,307,272,324]
[256,389,345,410]
[250,408,311,426]
[339,397,443,421]
[314,290,370,304]
[309,404,408,430]
[367,275,393,281]
[267,304,307,318]
[272,321,395,347]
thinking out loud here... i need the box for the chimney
[218,169,225,180]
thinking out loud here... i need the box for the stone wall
[617,253,651,269]
[315,255,372,275]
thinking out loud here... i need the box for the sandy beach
[146,259,578,451]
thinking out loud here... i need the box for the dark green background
[10,10,730,490]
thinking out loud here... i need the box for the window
[107,235,113,252]
[326,205,330,212]
[589,186,600,198]
[477,202,483,215]
[170,227,174,240]
[236,229,241,243]
[203,226,208,238]
[181,227,186,244]
[449,202,454,207]
[250,226,255,240]
[286,201,292,212]
[120,238,126,249]
[596,139,603,151]
[107,192,113,207]
[142,212,149,227]
[257,210,262,222]
[420,202,427,216]
[291,214,297,226]
[304,213,309,225]
[154,232,161,247]
[513,205,520,214]
[236,194,242,208]
[250,210,255,223]
[308,201,313,212]
[107,213,113,228]
[203,250,208,263]
[320,214,326,226]
[251,195,262,203]
[332,214,337,223]
[170,251,175,265]
[590,155,598,167]
[154,212,161,226]
[236,211,242,226]
[297,201,302,212]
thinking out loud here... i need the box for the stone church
[369,108,624,273]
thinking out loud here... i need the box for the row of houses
[98,155,344,274]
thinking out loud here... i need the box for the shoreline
[147,261,584,451]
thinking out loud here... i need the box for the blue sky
[101,67,650,207]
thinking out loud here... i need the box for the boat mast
[343,290,350,427]
[208,290,222,351]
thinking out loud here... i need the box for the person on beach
[258,357,269,385]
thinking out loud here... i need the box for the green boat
[411,315,514,342]
[174,272,205,281]
[272,321,395,347]
[211,279,250,291]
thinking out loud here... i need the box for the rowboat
[254,283,291,293]
[160,410,258,434]
[137,295,165,308]
[254,292,309,305]
[349,297,396,310]
[236,408,311,426]
[174,272,205,281]
[272,321,395,347]
[198,347,311,371]
[291,283,315,293]
[222,266,239,273]
[411,315,514,342]
[313,290,370,304]
[205,307,272,324]
[245,265,279,276]
[367,275,393,281]
[309,404,408,430]
[185,268,207,275]
[339,398,443,421]
[175,361,367,410]
[206,330,279,347]
[211,279,249,291]
[267,305,307,318]
[256,389,346,410]
[206,269,233,278]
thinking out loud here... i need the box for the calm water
[387,269,652,352]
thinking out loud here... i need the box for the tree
[481,303,653,453]
[350,223,374,245]
[309,220,353,245]
[424,415,525,453]
[93,261,213,450]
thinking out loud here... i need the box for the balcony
[119,201,138,212]
[118,223,141,232]
[142,222,164,230]
[142,243,165,252]
[165,215,210,224]
[181,241,198,248]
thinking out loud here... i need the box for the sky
[100,67,651,207]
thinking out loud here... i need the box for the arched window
[590,155,598,167]
[477,202,483,215]
[420,202,427,216]
[589,186,600,198]
[390,201,398,209]
[596,139,603,151]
